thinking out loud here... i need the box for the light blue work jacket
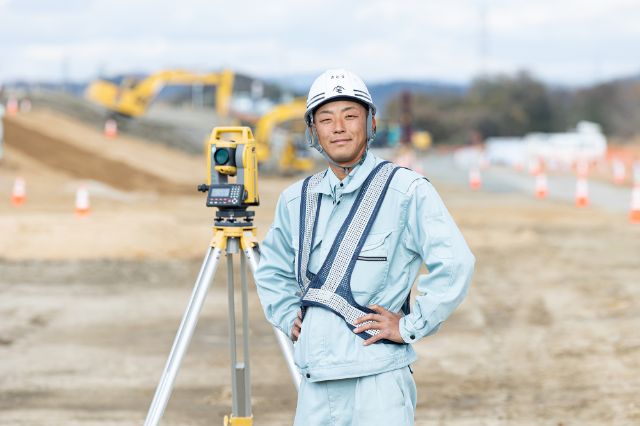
[255,153,475,382]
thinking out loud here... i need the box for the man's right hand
[291,309,303,342]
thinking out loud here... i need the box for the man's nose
[333,118,345,133]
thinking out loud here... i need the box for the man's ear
[372,116,377,133]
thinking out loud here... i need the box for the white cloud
[0,0,638,85]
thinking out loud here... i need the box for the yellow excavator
[252,99,431,174]
[85,69,235,118]
[254,98,314,174]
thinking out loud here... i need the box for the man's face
[312,100,372,166]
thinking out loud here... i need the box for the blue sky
[1,0,638,86]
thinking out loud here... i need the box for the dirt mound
[3,110,201,193]
[23,90,233,154]
[0,108,290,261]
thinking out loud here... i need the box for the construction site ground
[1,108,639,425]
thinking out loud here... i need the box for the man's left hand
[352,304,404,346]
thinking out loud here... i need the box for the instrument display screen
[209,188,231,197]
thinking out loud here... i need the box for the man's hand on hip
[352,304,404,345]
[291,309,303,342]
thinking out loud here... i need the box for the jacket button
[306,373,311,378]
[410,335,416,340]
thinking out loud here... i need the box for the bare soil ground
[1,109,639,425]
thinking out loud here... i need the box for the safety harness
[296,161,408,344]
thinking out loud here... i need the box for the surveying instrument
[144,127,300,426]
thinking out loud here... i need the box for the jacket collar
[310,152,378,196]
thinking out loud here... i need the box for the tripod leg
[144,247,223,426]
[239,251,251,415]
[243,245,301,391]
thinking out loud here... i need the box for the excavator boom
[85,69,234,118]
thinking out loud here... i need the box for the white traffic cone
[11,177,26,206]
[6,97,18,116]
[612,159,626,185]
[535,173,548,199]
[394,147,416,169]
[576,159,589,178]
[19,99,32,113]
[629,186,640,224]
[528,157,541,176]
[74,186,90,217]
[469,168,481,190]
[633,161,640,186]
[575,178,589,208]
[104,119,118,138]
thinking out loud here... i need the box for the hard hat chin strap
[308,126,369,175]
[305,110,375,175]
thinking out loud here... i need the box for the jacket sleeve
[254,194,300,339]
[398,179,475,343]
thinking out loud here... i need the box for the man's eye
[346,114,357,119]
[320,119,331,124]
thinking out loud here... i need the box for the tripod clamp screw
[197,184,209,193]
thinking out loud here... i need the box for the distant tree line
[385,71,640,144]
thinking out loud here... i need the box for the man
[254,69,475,425]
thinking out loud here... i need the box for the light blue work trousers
[293,366,417,426]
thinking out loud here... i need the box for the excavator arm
[254,98,314,174]
[85,69,234,118]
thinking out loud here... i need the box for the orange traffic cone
[612,159,626,185]
[575,178,589,207]
[11,177,26,206]
[535,173,548,199]
[469,168,482,190]
[6,97,18,116]
[74,186,90,217]
[629,187,640,224]
[104,119,118,138]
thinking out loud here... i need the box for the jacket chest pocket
[350,230,392,304]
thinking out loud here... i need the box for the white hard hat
[304,69,376,126]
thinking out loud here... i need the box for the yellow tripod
[143,128,299,426]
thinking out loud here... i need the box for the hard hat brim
[305,96,374,125]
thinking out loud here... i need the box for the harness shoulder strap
[296,170,324,291]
